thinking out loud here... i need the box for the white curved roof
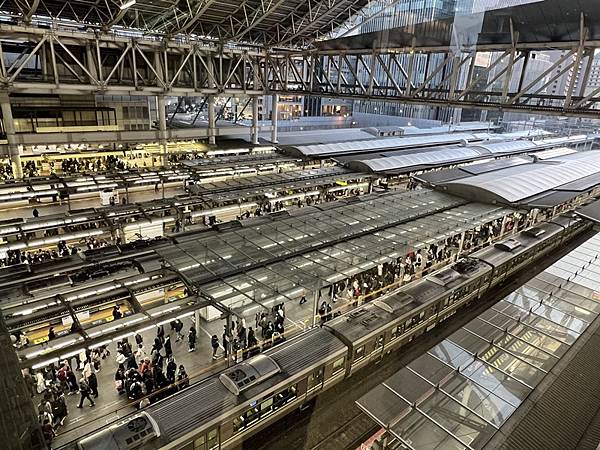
[357,147,482,172]
[471,139,536,155]
[444,151,600,203]
[290,132,489,157]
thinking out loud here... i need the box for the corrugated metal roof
[471,140,536,155]
[353,147,482,172]
[289,132,489,157]
[443,151,600,203]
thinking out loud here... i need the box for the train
[75,213,589,450]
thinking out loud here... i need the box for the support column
[194,309,201,342]
[157,95,168,167]
[252,96,259,145]
[271,94,279,144]
[208,96,216,145]
[0,95,23,179]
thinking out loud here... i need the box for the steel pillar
[271,94,279,144]
[157,95,168,167]
[208,96,216,145]
[252,96,259,145]
[0,95,23,179]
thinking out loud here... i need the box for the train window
[332,357,345,374]
[233,416,244,433]
[261,397,274,413]
[354,346,365,361]
[207,429,219,450]
[308,367,324,391]
[194,435,206,450]
[274,384,297,409]
[374,334,385,349]
[391,325,402,339]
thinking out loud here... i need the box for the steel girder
[0,24,268,96]
[1,23,600,118]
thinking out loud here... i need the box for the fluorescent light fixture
[120,0,136,9]
[89,339,112,349]
[60,348,84,360]
[114,332,135,341]
[176,311,194,319]
[32,358,59,370]
[26,349,48,359]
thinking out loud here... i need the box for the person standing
[112,305,122,320]
[177,365,189,390]
[211,335,219,359]
[188,326,196,352]
[135,332,143,347]
[164,335,172,359]
[77,377,95,408]
[166,357,177,384]
[135,343,147,361]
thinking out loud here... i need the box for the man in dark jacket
[211,335,219,359]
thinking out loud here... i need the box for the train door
[369,333,386,362]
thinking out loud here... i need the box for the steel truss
[274,17,600,118]
[1,20,600,118]
[0,24,270,96]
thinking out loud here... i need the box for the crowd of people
[233,188,364,222]
[60,155,129,174]
[0,235,109,268]
[0,163,14,180]
[25,319,192,446]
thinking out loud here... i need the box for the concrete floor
[49,314,226,447]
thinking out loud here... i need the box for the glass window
[308,367,324,390]
[354,345,365,361]
[332,357,345,374]
[375,334,385,349]
[193,435,206,450]
[261,397,273,413]
[207,429,218,450]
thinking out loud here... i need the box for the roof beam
[233,0,288,41]
[171,0,219,35]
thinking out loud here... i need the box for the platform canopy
[436,151,600,208]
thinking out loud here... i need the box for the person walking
[77,377,95,408]
[188,326,196,352]
[211,335,219,359]
[174,319,184,342]
[83,360,98,398]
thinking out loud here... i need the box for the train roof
[148,327,346,442]
[328,258,492,344]
[324,303,398,343]
[472,220,565,267]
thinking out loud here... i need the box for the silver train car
[74,214,589,450]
